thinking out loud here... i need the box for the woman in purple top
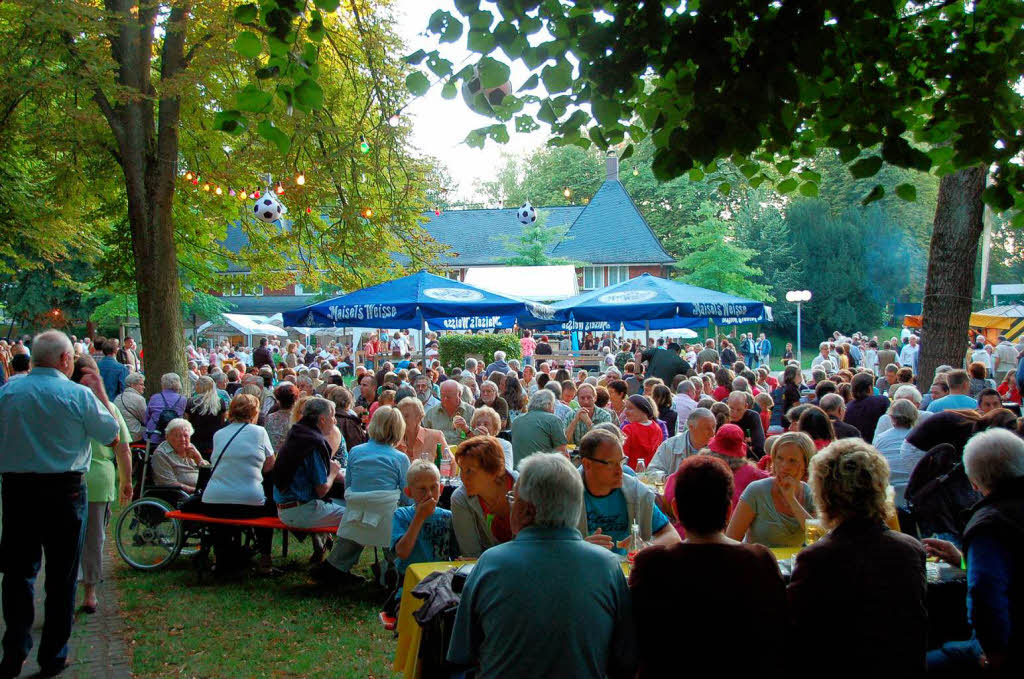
[842,372,890,440]
[144,372,188,443]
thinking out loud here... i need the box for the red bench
[165,510,338,558]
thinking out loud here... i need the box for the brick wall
[628,265,668,278]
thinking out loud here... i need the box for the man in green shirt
[510,390,568,465]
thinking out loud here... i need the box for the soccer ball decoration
[461,64,511,115]
[517,202,537,224]
[252,194,286,223]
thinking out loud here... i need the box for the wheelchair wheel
[115,498,184,570]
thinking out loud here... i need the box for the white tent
[463,265,579,302]
[197,313,288,340]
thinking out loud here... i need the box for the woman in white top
[199,393,277,574]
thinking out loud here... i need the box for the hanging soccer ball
[461,64,511,115]
[252,194,286,223]
[517,202,537,224]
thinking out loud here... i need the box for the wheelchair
[114,434,202,571]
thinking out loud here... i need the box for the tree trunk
[918,166,987,385]
[91,0,190,395]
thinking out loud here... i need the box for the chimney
[605,151,618,181]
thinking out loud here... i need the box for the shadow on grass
[112,515,401,678]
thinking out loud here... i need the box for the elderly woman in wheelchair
[115,420,204,570]
[151,418,207,494]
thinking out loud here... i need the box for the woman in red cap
[620,394,664,470]
[663,424,768,535]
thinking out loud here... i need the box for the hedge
[438,333,522,371]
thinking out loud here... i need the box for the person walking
[0,331,120,677]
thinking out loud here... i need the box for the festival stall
[904,304,1024,344]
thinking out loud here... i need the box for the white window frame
[294,284,315,296]
[582,266,603,290]
[607,265,630,286]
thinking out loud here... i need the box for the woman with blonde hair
[313,405,410,584]
[789,439,927,675]
[726,431,816,547]
[395,397,449,464]
[200,393,278,573]
[185,375,227,458]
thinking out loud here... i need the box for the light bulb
[388,114,400,127]
[434,208,441,216]
[229,188,236,197]
[563,186,572,199]
[306,206,312,214]
[202,183,211,192]
[362,208,373,218]
[185,171,193,181]
[359,135,370,154]
[275,183,285,195]
[214,186,223,195]
[633,167,639,176]
[296,172,306,186]
[254,190,261,199]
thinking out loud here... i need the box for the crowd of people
[1,325,1023,677]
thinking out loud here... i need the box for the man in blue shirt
[577,429,680,554]
[96,341,128,400]
[448,452,637,678]
[927,370,980,413]
[0,330,120,677]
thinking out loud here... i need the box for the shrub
[438,333,522,371]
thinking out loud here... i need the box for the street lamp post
[785,290,812,367]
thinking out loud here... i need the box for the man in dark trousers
[252,338,273,369]
[0,331,120,677]
[640,342,692,385]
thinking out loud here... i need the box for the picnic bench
[165,510,338,558]
[535,350,605,369]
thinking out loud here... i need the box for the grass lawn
[113,520,401,678]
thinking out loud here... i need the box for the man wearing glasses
[113,372,148,442]
[577,429,680,554]
[448,453,637,678]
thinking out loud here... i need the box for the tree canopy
[406,0,1024,214]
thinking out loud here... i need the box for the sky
[392,1,550,201]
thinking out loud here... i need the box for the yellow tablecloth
[393,559,633,679]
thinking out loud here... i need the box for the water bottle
[627,520,643,564]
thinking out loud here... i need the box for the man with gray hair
[543,381,574,426]
[484,350,510,376]
[727,391,766,459]
[672,380,699,423]
[448,452,637,677]
[924,428,1024,675]
[0,330,121,676]
[873,385,932,440]
[872,399,920,463]
[413,373,440,409]
[114,372,149,442]
[819,393,863,440]
[649,408,717,475]
[811,342,832,369]
[509,390,568,465]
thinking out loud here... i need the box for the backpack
[155,393,183,435]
